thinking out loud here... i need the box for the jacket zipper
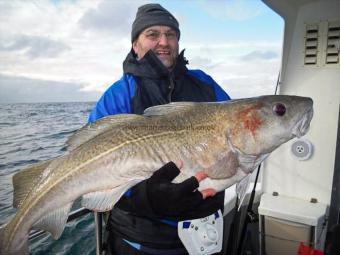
[168,76,175,103]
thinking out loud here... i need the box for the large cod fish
[0,95,313,255]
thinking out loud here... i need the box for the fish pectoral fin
[236,174,252,211]
[32,202,73,240]
[81,179,142,212]
[238,153,269,174]
[12,160,52,208]
[66,114,144,151]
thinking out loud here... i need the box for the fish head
[226,95,313,156]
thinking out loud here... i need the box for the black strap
[137,242,187,255]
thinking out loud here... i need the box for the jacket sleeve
[88,74,137,123]
[187,69,231,101]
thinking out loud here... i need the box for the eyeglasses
[142,31,178,42]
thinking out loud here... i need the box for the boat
[257,1,339,254]
[22,0,340,254]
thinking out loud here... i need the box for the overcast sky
[0,0,284,103]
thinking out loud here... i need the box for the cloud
[0,1,131,97]
[183,44,281,99]
[220,75,279,99]
[189,56,213,67]
[0,34,70,59]
[186,56,280,99]
[199,0,262,21]
[240,50,278,61]
[0,74,100,103]
[0,0,283,103]
[0,1,15,16]
[78,1,144,36]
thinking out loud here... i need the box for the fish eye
[273,103,286,116]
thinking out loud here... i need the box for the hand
[147,160,216,202]
[192,167,216,199]
[131,161,224,220]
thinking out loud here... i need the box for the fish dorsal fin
[143,102,197,116]
[66,114,144,151]
[32,202,73,239]
[81,179,142,212]
[13,160,52,208]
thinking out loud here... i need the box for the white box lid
[258,193,327,226]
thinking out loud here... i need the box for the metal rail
[94,212,103,255]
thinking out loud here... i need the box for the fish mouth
[292,108,314,138]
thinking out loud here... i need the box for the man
[88,3,231,255]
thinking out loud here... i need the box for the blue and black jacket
[89,50,229,122]
[88,50,231,252]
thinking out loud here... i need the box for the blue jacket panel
[187,69,231,102]
[88,70,230,124]
[88,74,136,123]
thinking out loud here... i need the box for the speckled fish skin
[0,95,313,255]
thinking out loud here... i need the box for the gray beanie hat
[131,3,180,42]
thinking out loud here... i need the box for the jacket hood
[123,49,188,79]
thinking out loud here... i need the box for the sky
[0,0,284,103]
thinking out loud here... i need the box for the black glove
[130,162,224,221]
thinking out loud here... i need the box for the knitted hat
[131,3,180,42]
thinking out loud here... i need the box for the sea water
[0,102,97,255]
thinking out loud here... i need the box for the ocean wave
[0,122,16,127]
[0,102,90,254]
[44,129,77,140]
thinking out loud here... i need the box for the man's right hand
[130,161,224,221]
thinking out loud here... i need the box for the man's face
[132,25,179,70]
